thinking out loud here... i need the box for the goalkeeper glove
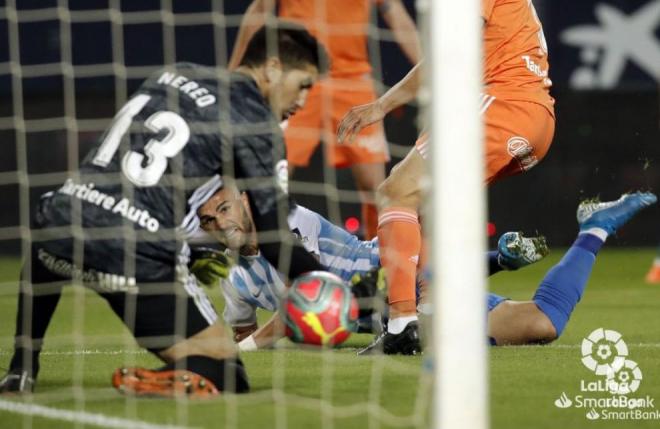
[189,247,234,287]
[350,267,387,318]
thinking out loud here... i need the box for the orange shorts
[483,97,555,184]
[284,76,390,168]
[414,97,554,184]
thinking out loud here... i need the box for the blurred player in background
[338,0,556,354]
[0,23,328,397]
[229,0,421,239]
[645,247,660,283]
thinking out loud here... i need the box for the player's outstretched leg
[645,245,660,284]
[358,146,425,356]
[489,192,657,345]
[532,192,657,338]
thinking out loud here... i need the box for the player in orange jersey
[229,0,421,239]
[645,248,660,283]
[337,0,556,354]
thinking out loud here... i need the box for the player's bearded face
[271,65,318,121]
[198,189,255,251]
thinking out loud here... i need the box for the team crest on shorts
[507,136,539,172]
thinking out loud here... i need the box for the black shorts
[27,242,217,352]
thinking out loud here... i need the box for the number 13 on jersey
[92,94,191,187]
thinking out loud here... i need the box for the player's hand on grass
[189,247,234,287]
[497,231,549,270]
[337,101,386,144]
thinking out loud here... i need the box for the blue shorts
[488,293,508,346]
[488,293,507,312]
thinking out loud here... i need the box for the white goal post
[425,0,488,427]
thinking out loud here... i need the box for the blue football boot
[497,231,549,270]
[577,192,657,234]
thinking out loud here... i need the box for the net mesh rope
[0,1,430,427]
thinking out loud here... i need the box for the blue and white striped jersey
[221,204,380,326]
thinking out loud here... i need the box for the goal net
[0,1,484,428]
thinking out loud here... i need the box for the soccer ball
[281,271,359,346]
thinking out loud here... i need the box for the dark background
[0,0,658,254]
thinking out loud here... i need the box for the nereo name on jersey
[58,179,160,232]
[157,72,216,108]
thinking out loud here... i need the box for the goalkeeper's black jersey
[38,63,286,275]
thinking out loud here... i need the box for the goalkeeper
[1,23,330,398]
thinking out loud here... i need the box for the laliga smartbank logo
[553,328,660,421]
[581,328,642,395]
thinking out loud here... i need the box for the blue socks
[487,251,502,275]
[532,233,605,337]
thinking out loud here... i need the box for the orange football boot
[112,367,219,399]
[645,262,660,284]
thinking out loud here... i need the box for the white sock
[580,227,608,242]
[387,315,418,334]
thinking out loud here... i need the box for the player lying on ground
[189,186,659,351]
[0,22,330,398]
[193,181,385,350]
[336,0,556,354]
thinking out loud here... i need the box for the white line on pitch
[0,399,192,429]
[0,349,147,356]
[40,349,147,356]
[504,343,660,349]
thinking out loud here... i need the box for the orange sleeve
[482,0,496,22]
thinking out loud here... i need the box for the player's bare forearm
[228,0,271,70]
[252,312,286,348]
[379,61,423,113]
[380,0,422,65]
[337,62,423,143]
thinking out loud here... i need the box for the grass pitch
[1,248,659,428]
